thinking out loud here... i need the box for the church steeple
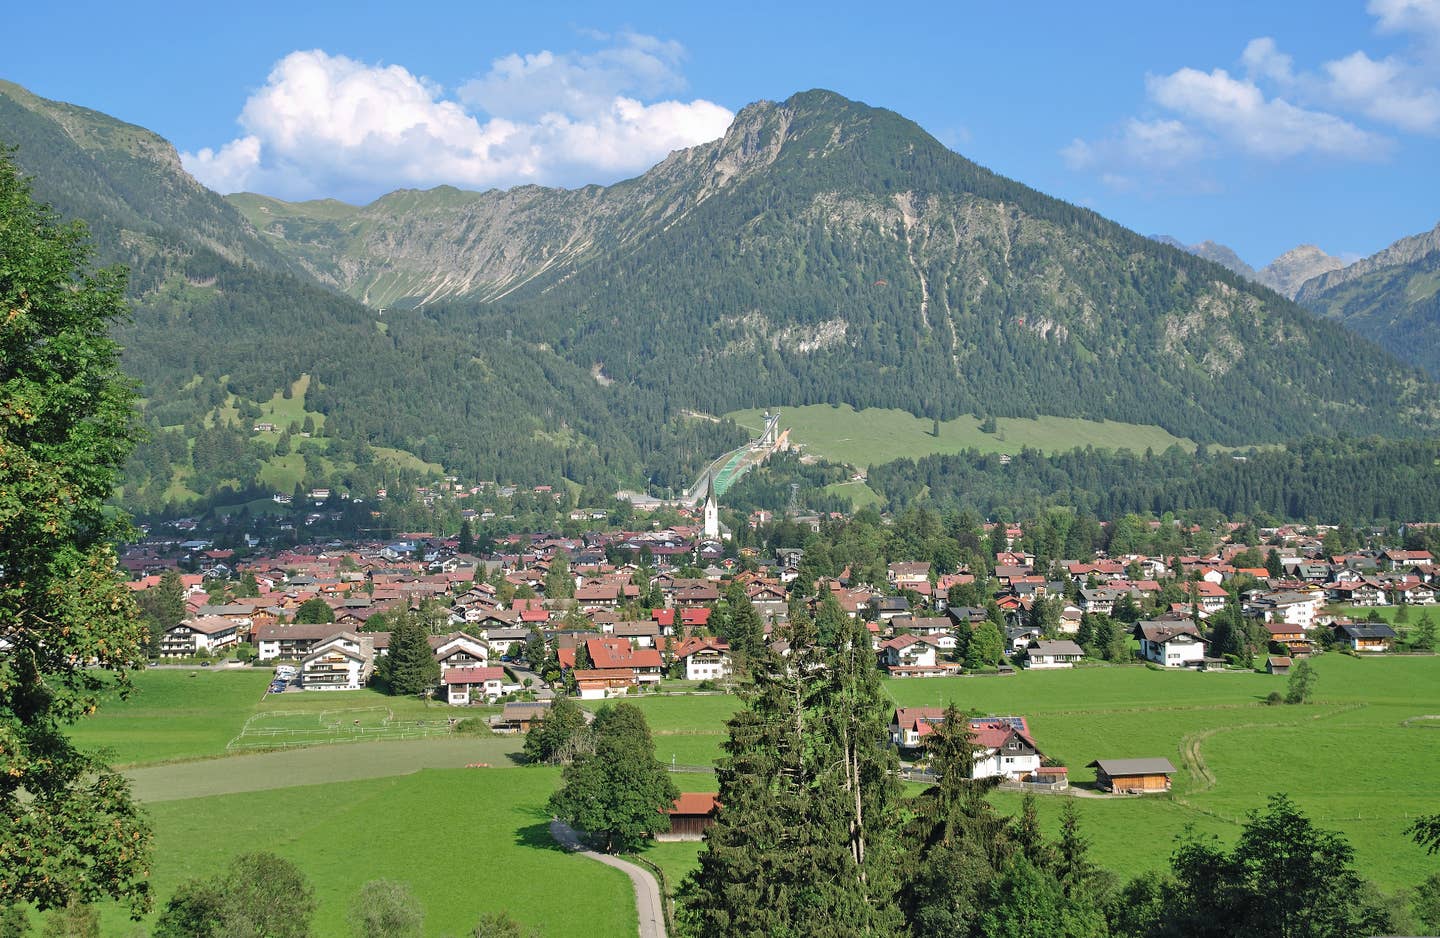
[703,471,719,539]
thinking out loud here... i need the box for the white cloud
[1368,0,1440,43]
[1147,67,1388,158]
[1061,118,1205,173]
[1241,38,1295,84]
[1324,50,1440,131]
[182,38,733,200]
[459,31,687,120]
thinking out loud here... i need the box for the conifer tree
[680,609,904,935]
[381,612,440,697]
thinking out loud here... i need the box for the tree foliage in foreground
[546,702,677,854]
[347,879,423,938]
[152,852,315,938]
[522,695,591,766]
[0,151,151,916]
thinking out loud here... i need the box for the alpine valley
[2,80,1438,512]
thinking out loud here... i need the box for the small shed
[1088,757,1177,793]
[660,792,720,841]
[1266,656,1292,675]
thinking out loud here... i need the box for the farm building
[659,792,721,841]
[1266,656,1292,675]
[493,701,551,733]
[1088,757,1177,793]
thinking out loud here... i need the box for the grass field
[99,768,635,938]
[68,655,1440,934]
[727,404,1196,469]
[71,670,462,766]
[591,656,1440,892]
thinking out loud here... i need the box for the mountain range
[1148,235,1346,299]
[3,79,1438,508]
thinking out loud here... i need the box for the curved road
[549,819,667,938]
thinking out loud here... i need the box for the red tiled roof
[667,793,720,816]
[442,666,505,685]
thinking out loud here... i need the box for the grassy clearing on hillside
[727,404,1196,468]
[98,768,635,938]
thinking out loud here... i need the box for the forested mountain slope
[4,81,1438,510]
[1297,222,1440,377]
[472,90,1437,445]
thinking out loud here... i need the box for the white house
[1022,639,1084,669]
[1136,621,1208,667]
[300,632,376,690]
[879,634,940,670]
[159,616,240,658]
[969,719,1044,781]
[674,637,733,681]
[442,666,506,705]
[430,632,489,674]
[888,709,1043,780]
[1252,591,1323,631]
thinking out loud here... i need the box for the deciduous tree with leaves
[0,152,152,917]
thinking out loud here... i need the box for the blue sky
[6,0,1439,266]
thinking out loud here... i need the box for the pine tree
[381,612,440,697]
[679,613,904,935]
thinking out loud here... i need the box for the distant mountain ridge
[1149,234,1344,299]
[3,80,1439,502]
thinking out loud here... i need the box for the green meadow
[70,654,1440,935]
[100,768,634,938]
[726,403,1196,469]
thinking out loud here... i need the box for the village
[120,473,1432,824]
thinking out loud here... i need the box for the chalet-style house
[888,709,1044,781]
[879,634,954,677]
[1334,623,1397,652]
[1136,620,1208,668]
[442,666,505,705]
[673,637,733,681]
[430,632,489,673]
[300,632,377,690]
[159,616,240,658]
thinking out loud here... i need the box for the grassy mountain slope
[0,81,744,505]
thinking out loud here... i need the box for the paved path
[549,819,666,938]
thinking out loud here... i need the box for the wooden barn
[660,792,720,841]
[1088,757,1177,793]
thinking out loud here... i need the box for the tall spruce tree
[381,612,439,696]
[680,608,904,935]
